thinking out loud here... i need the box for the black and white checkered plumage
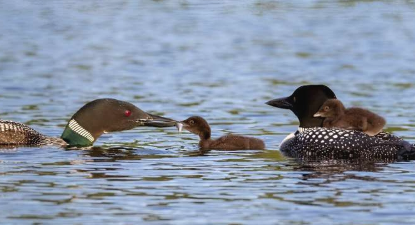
[280,128,414,161]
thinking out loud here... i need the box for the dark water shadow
[64,146,180,162]
[287,159,390,185]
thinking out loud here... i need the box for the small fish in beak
[176,122,183,133]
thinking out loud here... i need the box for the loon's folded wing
[0,120,45,145]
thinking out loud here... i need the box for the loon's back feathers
[281,127,415,161]
[0,120,66,146]
[0,120,45,145]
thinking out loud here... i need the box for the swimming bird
[266,85,414,161]
[314,99,386,136]
[178,116,265,151]
[0,98,176,147]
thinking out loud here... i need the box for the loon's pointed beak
[140,113,178,127]
[313,112,323,117]
[178,120,191,130]
[266,97,293,110]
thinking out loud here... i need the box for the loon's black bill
[142,113,177,127]
[266,97,293,110]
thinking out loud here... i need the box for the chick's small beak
[313,112,323,117]
[175,120,192,132]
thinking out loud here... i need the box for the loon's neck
[298,116,325,128]
[297,127,316,133]
[199,138,213,150]
[61,119,95,146]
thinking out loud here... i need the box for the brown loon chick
[0,98,176,147]
[313,99,386,136]
[178,116,265,151]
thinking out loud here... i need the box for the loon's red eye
[124,110,132,117]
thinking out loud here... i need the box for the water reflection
[78,146,179,161]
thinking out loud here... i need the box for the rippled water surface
[1,0,415,224]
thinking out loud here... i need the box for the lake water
[1,0,415,224]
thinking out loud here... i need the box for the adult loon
[178,116,265,151]
[266,85,415,161]
[0,98,176,147]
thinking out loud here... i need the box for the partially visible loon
[178,116,265,151]
[266,85,415,161]
[0,98,176,147]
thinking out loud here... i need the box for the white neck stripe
[298,127,311,133]
[68,119,95,142]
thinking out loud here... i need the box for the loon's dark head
[61,98,176,146]
[266,85,337,128]
[180,116,211,140]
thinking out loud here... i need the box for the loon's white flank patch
[280,127,315,147]
[280,132,295,147]
[68,119,95,142]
